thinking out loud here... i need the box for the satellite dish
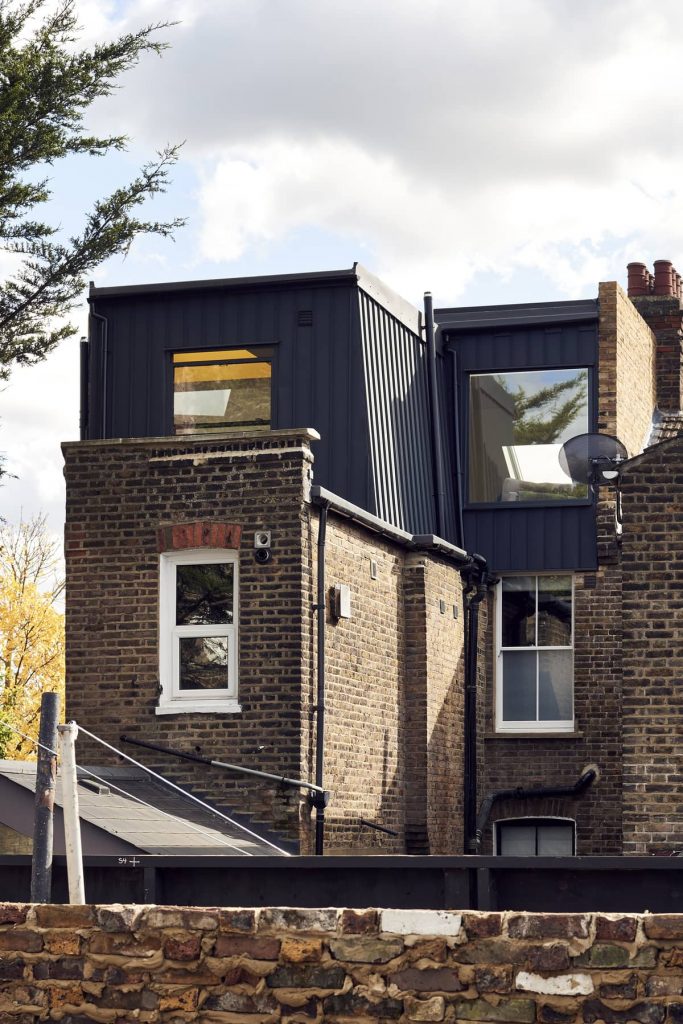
[559,433,627,485]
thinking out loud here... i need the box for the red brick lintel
[157,521,242,553]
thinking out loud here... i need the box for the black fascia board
[435,298,598,332]
[88,266,360,300]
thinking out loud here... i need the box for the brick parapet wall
[598,282,656,456]
[1,903,682,1022]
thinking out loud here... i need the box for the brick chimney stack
[626,260,683,412]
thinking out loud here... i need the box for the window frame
[494,816,576,856]
[464,365,594,509]
[157,548,240,716]
[495,573,575,734]
[169,345,276,435]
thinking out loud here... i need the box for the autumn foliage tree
[0,516,64,757]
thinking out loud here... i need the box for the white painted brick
[516,971,594,996]
[380,909,462,936]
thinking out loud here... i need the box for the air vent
[297,310,313,327]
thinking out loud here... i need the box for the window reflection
[173,348,272,433]
[469,369,589,503]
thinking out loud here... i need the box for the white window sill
[488,728,580,739]
[155,700,242,716]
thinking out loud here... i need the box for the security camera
[254,547,272,564]
[254,531,271,549]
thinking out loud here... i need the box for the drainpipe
[79,338,89,440]
[474,767,598,853]
[424,292,446,537]
[463,553,489,853]
[313,500,330,855]
[90,304,108,438]
[450,349,466,548]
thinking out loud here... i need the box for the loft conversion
[83,266,605,572]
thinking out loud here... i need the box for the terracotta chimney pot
[627,262,650,296]
[653,259,674,296]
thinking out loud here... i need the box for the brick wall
[479,566,623,855]
[478,283,664,855]
[1,902,682,1021]
[630,294,683,413]
[310,515,407,854]
[423,558,466,855]
[63,430,316,843]
[401,554,466,855]
[304,514,467,856]
[63,429,469,855]
[598,282,656,456]
[619,438,683,855]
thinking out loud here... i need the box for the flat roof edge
[89,266,360,299]
[436,298,598,331]
[355,264,423,337]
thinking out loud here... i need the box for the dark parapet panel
[462,500,598,572]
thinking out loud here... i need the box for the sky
[4,0,683,546]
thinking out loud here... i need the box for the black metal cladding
[85,267,444,537]
[358,290,437,534]
[440,305,600,572]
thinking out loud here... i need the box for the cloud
[7,0,683,532]
[79,0,683,300]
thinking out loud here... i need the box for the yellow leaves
[0,516,64,759]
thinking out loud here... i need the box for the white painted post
[57,722,85,904]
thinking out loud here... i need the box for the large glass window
[497,574,574,731]
[173,348,273,434]
[158,550,239,715]
[468,368,589,503]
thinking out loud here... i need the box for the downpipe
[313,501,330,855]
[474,767,598,853]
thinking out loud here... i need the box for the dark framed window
[468,368,589,504]
[173,348,273,434]
[495,817,576,856]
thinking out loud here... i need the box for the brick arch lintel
[157,521,242,553]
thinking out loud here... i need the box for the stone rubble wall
[0,904,682,1022]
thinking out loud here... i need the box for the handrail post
[58,722,86,904]
[30,691,60,903]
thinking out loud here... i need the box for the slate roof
[0,760,287,857]
[648,410,683,446]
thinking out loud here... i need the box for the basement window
[468,368,589,503]
[157,550,240,715]
[496,574,574,732]
[173,348,273,434]
[495,817,575,856]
